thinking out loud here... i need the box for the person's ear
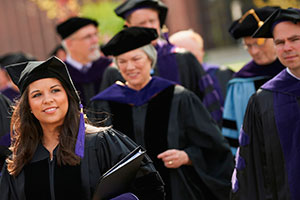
[65,38,73,49]
[124,21,130,27]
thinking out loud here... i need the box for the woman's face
[28,78,69,129]
[116,48,152,90]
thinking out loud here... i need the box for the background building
[0,0,299,65]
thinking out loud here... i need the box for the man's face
[66,24,100,64]
[273,21,300,76]
[126,8,161,45]
[243,36,277,65]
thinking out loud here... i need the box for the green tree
[81,0,124,44]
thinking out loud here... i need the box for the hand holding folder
[93,146,146,200]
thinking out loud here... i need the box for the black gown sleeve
[87,127,165,200]
[175,52,224,126]
[230,90,285,200]
[230,93,264,200]
[177,88,234,200]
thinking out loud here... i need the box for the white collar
[286,68,300,80]
[66,54,92,71]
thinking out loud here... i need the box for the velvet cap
[229,6,279,39]
[114,0,168,27]
[5,56,80,102]
[253,8,300,38]
[101,27,158,56]
[56,17,98,39]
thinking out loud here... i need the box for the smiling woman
[88,27,234,200]
[0,56,165,200]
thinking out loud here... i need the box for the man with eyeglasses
[222,6,285,155]
[56,17,112,106]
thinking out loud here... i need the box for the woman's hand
[157,149,192,168]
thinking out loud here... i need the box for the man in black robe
[231,7,300,200]
[56,17,113,106]
[0,93,11,174]
[222,6,285,155]
[100,0,224,126]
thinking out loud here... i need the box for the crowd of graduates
[0,1,300,200]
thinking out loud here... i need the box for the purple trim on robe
[231,168,239,193]
[155,40,180,83]
[210,109,223,123]
[91,76,176,106]
[200,73,214,90]
[236,153,246,170]
[234,59,285,78]
[232,147,243,193]
[262,69,300,200]
[0,87,19,101]
[111,193,139,200]
[0,133,11,147]
[65,57,112,84]
[202,63,224,105]
[75,104,85,158]
[239,128,250,147]
[64,57,112,105]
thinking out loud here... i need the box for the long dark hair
[7,80,81,176]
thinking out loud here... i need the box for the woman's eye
[32,93,41,98]
[133,57,142,61]
[52,89,60,93]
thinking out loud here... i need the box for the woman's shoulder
[173,84,198,99]
[84,125,111,145]
[84,125,128,145]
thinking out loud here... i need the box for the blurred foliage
[253,0,300,8]
[80,0,124,44]
[30,0,81,19]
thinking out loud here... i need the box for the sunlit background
[0,0,299,67]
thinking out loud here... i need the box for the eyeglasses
[244,38,266,50]
[72,32,99,41]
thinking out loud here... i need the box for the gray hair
[114,44,157,69]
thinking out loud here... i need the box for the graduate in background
[222,6,285,155]
[169,29,234,110]
[231,7,300,200]
[88,27,234,200]
[0,93,12,175]
[56,17,113,106]
[0,52,36,101]
[100,0,223,126]
[0,56,165,200]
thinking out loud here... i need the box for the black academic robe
[231,90,291,200]
[0,93,12,173]
[65,57,112,106]
[231,70,300,200]
[0,128,165,200]
[89,82,234,200]
[99,49,223,126]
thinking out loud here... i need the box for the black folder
[92,146,146,200]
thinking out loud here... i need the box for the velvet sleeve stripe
[224,136,239,148]
[223,119,238,130]
[239,128,250,147]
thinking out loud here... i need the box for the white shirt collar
[286,68,300,80]
[66,54,92,71]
